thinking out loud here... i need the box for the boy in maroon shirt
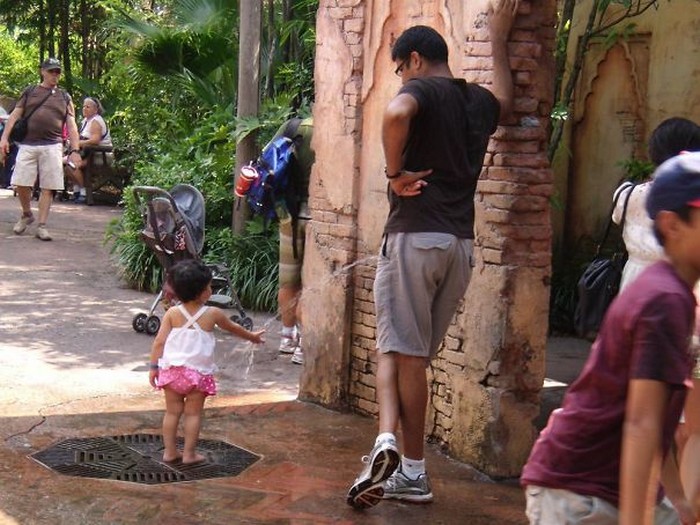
[522,152,700,525]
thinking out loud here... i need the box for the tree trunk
[264,0,275,99]
[232,0,262,233]
[47,0,56,58]
[59,0,72,91]
[81,0,89,78]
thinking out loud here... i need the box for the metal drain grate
[30,434,260,484]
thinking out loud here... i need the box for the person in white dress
[612,117,700,291]
[148,260,265,464]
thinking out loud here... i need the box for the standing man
[346,0,519,510]
[0,58,81,241]
[275,117,314,365]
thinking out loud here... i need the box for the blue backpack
[245,134,297,221]
[239,118,303,222]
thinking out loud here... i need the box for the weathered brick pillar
[300,0,557,477]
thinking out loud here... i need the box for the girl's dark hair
[649,117,700,166]
[391,25,448,63]
[167,260,212,302]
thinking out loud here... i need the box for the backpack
[238,117,304,219]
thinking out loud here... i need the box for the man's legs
[394,353,429,460]
[34,143,64,240]
[38,188,53,224]
[278,217,306,363]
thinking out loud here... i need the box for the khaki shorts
[12,143,64,190]
[524,485,680,525]
[374,232,473,358]
[278,217,307,288]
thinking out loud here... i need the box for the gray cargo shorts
[374,232,473,358]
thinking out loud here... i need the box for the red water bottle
[235,165,258,198]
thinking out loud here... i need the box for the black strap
[22,87,55,122]
[282,117,304,260]
[596,183,635,257]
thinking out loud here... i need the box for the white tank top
[159,305,217,374]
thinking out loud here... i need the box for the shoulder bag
[10,87,55,143]
[573,183,635,337]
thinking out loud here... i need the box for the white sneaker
[278,333,299,354]
[13,214,35,235]
[383,468,433,502]
[346,437,400,509]
[35,225,52,241]
[291,347,304,365]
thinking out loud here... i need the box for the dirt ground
[0,189,301,417]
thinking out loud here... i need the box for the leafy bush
[205,224,279,312]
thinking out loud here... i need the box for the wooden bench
[82,145,129,205]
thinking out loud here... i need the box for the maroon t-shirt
[521,261,695,506]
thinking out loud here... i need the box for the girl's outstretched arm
[212,308,266,344]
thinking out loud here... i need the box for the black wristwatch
[69,149,80,154]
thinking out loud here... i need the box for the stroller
[131,184,253,335]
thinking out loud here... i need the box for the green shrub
[205,223,279,312]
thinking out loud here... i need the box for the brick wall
[301,0,557,476]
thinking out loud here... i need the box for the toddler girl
[149,259,265,463]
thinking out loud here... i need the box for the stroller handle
[132,186,179,209]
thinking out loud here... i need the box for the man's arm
[681,378,700,514]
[488,0,519,122]
[620,378,671,525]
[65,100,81,164]
[381,93,430,197]
[0,106,24,156]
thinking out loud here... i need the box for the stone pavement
[0,190,590,524]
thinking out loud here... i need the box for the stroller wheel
[132,313,148,333]
[145,315,161,335]
[231,314,254,331]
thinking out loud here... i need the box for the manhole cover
[30,433,260,484]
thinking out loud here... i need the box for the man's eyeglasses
[394,58,409,77]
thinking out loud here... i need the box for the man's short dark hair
[168,260,212,302]
[391,25,448,63]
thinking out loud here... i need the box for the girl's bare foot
[182,452,206,464]
[162,452,182,463]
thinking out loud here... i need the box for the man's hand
[489,0,519,40]
[389,168,432,197]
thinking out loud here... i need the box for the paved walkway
[0,190,589,524]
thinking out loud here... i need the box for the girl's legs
[162,387,185,461]
[182,390,207,464]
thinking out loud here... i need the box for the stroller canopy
[170,184,205,255]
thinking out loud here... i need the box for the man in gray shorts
[347,0,519,510]
[0,58,81,241]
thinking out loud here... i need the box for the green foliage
[2,0,317,313]
[617,157,655,182]
[204,225,280,312]
[0,27,38,97]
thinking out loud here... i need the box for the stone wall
[300,0,557,477]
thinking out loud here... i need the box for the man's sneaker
[347,438,400,510]
[278,334,298,354]
[35,225,52,241]
[13,214,35,235]
[382,468,433,503]
[291,347,304,365]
